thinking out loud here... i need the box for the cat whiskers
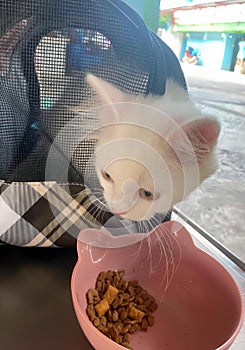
[134,219,159,273]
[139,215,182,300]
[152,218,175,291]
[82,186,109,225]
[144,218,170,289]
[153,217,182,290]
[92,199,109,225]
[118,219,147,265]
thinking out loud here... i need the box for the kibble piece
[148,301,158,313]
[122,280,129,290]
[113,272,120,287]
[112,310,119,322]
[107,309,113,323]
[86,270,158,350]
[129,280,138,287]
[141,317,148,332]
[95,280,102,292]
[106,270,114,281]
[98,271,106,281]
[137,304,147,312]
[119,307,128,321]
[121,342,133,349]
[108,324,118,339]
[129,324,140,334]
[86,288,100,304]
[136,296,144,305]
[86,304,96,321]
[123,319,138,325]
[128,285,135,296]
[147,315,154,327]
[128,305,145,323]
[93,317,101,327]
[107,322,113,330]
[114,322,123,334]
[122,292,130,300]
[118,335,123,344]
[112,296,121,309]
[135,286,143,294]
[123,333,130,343]
[129,323,139,334]
[103,285,118,305]
[118,270,125,279]
[97,324,108,335]
[94,298,109,317]
[100,316,107,327]
[121,324,131,334]
[144,299,152,309]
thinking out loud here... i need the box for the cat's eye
[139,188,154,201]
[101,170,113,182]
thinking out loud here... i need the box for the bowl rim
[71,221,245,350]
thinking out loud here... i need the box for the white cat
[85,74,220,222]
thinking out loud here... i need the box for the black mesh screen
[0,0,161,183]
[0,0,186,232]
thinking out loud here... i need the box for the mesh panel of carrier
[0,0,186,246]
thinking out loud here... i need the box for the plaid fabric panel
[0,181,113,247]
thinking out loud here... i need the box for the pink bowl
[71,221,244,350]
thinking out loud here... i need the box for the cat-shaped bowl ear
[71,221,244,350]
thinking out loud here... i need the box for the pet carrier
[0,0,186,247]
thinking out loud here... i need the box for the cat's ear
[86,74,127,104]
[169,118,220,164]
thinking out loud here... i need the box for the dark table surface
[0,245,93,350]
[1,220,244,350]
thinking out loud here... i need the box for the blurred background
[125,0,245,73]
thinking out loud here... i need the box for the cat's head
[86,74,220,221]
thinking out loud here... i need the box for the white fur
[84,74,220,221]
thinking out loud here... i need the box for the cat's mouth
[109,205,128,217]
[114,211,128,217]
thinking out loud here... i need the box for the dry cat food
[86,270,158,349]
